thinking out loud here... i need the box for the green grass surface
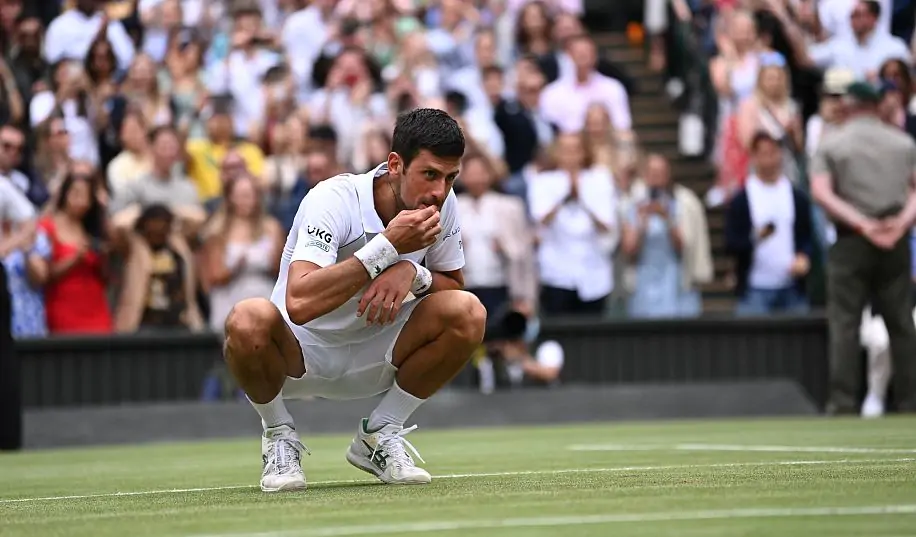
[2,417,916,536]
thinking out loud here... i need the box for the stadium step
[598,33,736,314]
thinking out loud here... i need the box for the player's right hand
[383,206,441,254]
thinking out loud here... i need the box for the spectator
[44,0,136,71]
[494,59,552,198]
[186,103,266,204]
[110,125,203,236]
[479,310,564,392]
[806,67,855,160]
[818,0,892,42]
[352,123,392,175]
[206,5,281,140]
[622,154,712,319]
[528,132,617,316]
[160,27,208,141]
[725,132,813,316]
[201,175,283,334]
[810,82,916,414]
[115,203,204,332]
[0,124,43,205]
[538,34,632,135]
[307,47,389,167]
[29,59,100,166]
[5,14,46,127]
[445,28,501,115]
[31,115,71,196]
[263,114,309,210]
[140,0,183,63]
[707,10,762,207]
[514,1,553,64]
[809,0,910,80]
[2,220,51,338]
[38,169,112,334]
[281,0,337,98]
[456,153,537,319]
[106,109,152,197]
[736,52,803,184]
[0,125,38,336]
[121,53,174,128]
[381,30,442,102]
[276,148,335,231]
[445,89,505,163]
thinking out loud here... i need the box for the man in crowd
[811,81,916,414]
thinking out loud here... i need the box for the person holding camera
[725,131,813,316]
[478,309,564,393]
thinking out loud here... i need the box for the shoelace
[269,437,310,474]
[373,425,426,466]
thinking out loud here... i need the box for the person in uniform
[811,81,916,414]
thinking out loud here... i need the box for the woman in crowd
[528,132,616,316]
[39,169,113,334]
[121,53,174,129]
[515,1,553,62]
[263,114,309,214]
[29,60,99,166]
[737,52,802,184]
[621,154,712,319]
[32,115,72,197]
[707,10,762,206]
[201,174,283,334]
[352,124,392,174]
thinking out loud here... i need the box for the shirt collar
[357,162,389,233]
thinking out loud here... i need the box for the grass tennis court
[2,417,916,536]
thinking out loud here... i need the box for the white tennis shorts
[281,296,427,401]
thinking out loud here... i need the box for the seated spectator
[201,175,283,334]
[186,101,267,204]
[539,34,632,135]
[276,148,335,231]
[456,153,536,318]
[115,203,203,332]
[445,89,505,163]
[809,0,910,80]
[263,114,309,209]
[725,132,813,316]
[39,170,113,334]
[1,225,51,338]
[109,125,204,238]
[621,154,711,319]
[120,53,174,129]
[444,28,501,115]
[6,14,47,125]
[528,132,617,316]
[736,52,803,184]
[106,109,152,197]
[352,124,392,175]
[0,124,47,207]
[159,28,209,141]
[877,78,916,138]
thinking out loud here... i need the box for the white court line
[2,457,912,505]
[568,443,916,454]
[191,504,916,537]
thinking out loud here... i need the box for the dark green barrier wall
[17,316,830,410]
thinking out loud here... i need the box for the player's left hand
[357,261,415,325]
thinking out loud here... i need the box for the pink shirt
[538,72,632,133]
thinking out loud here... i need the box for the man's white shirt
[270,163,465,347]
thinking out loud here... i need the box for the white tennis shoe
[260,425,309,492]
[345,418,431,484]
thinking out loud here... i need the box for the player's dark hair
[391,108,465,170]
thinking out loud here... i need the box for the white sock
[249,392,294,430]
[367,381,425,431]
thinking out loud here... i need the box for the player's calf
[224,298,308,492]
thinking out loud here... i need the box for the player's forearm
[286,258,371,325]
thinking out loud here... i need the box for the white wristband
[407,260,433,295]
[354,234,399,279]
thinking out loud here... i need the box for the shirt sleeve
[605,79,632,131]
[0,181,37,223]
[290,183,351,268]
[424,193,465,272]
[809,139,834,176]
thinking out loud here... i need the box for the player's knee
[224,298,277,355]
[444,291,487,346]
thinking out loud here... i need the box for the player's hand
[382,206,441,254]
[357,260,415,325]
